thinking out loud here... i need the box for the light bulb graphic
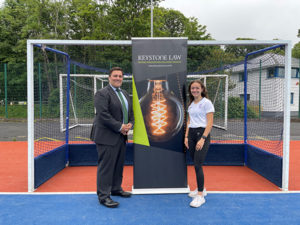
[150,80,168,135]
[140,79,184,142]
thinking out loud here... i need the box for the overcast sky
[160,0,300,47]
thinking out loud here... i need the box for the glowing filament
[150,81,168,135]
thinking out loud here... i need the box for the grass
[0,105,27,118]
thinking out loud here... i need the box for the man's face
[109,70,123,88]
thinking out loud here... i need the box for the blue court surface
[0,193,300,225]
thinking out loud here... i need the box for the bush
[0,105,27,118]
[47,88,60,118]
[228,97,258,119]
[77,101,94,118]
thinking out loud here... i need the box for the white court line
[1,191,300,195]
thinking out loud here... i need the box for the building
[229,53,299,117]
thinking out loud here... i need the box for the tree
[106,0,162,39]
[0,0,214,101]
[224,38,269,58]
[198,48,241,73]
[292,42,300,59]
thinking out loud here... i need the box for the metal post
[243,56,248,165]
[282,42,291,191]
[38,63,42,119]
[73,64,77,114]
[259,59,262,119]
[27,41,35,192]
[298,58,300,118]
[4,63,8,118]
[151,0,153,37]
[65,56,71,166]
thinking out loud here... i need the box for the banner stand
[132,38,188,193]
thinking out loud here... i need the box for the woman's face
[190,82,202,98]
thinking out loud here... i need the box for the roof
[230,53,299,73]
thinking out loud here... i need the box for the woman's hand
[184,137,189,149]
[196,138,205,151]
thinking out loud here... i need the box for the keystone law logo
[137,55,182,63]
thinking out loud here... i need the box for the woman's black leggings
[188,127,210,192]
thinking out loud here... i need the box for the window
[272,67,299,78]
[291,93,294,104]
[291,68,299,78]
[267,67,275,78]
[239,72,244,82]
[277,67,285,77]
[240,94,250,101]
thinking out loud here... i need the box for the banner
[132,38,187,189]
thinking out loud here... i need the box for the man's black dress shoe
[99,197,119,208]
[111,190,132,198]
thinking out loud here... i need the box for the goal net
[27,40,291,192]
[60,74,228,133]
[187,74,228,130]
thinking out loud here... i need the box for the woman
[185,80,214,208]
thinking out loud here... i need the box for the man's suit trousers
[96,137,126,200]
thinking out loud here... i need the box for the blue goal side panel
[68,143,134,166]
[247,144,282,187]
[186,144,245,165]
[34,145,66,189]
[68,143,244,166]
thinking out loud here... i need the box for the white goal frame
[188,74,228,130]
[59,74,106,132]
[27,39,291,193]
[59,73,228,132]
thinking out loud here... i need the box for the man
[93,67,134,208]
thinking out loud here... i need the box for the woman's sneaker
[188,188,207,198]
[190,195,206,208]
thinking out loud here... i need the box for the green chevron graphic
[132,76,150,146]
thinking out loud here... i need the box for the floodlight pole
[151,0,153,37]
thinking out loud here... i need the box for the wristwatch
[201,135,207,140]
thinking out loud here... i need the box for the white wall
[229,69,289,113]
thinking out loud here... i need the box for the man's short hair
[109,67,123,76]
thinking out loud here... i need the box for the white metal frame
[59,74,132,132]
[27,39,291,192]
[188,74,228,130]
[59,73,228,131]
[59,74,106,132]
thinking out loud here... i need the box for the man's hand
[120,123,133,135]
[125,123,133,130]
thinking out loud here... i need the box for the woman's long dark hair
[188,80,208,106]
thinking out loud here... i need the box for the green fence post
[73,64,77,113]
[298,58,300,118]
[39,62,42,118]
[259,59,262,120]
[4,63,8,118]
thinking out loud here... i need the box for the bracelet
[185,136,188,138]
[201,135,207,140]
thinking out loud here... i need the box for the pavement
[0,120,299,141]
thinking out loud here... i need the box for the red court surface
[0,141,299,192]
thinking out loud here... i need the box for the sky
[160,0,300,47]
[0,0,299,47]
